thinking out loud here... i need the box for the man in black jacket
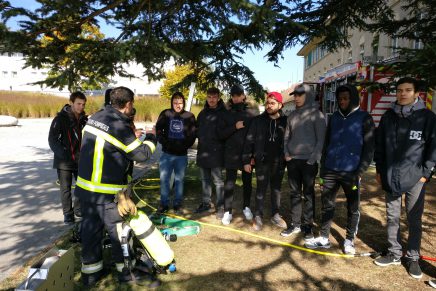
[195,87,226,218]
[218,84,257,225]
[374,77,436,280]
[242,92,287,231]
[48,91,87,224]
[156,92,196,214]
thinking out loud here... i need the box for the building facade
[298,0,420,83]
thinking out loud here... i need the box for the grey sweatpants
[386,181,425,260]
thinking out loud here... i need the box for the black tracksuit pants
[224,169,252,213]
[320,170,360,240]
[287,159,318,232]
[57,169,80,217]
[254,159,285,217]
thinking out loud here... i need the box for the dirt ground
[2,165,435,290]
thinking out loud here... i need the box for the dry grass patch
[1,165,434,291]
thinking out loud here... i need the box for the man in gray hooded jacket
[280,84,326,240]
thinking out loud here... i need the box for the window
[2,71,7,77]
[413,39,423,50]
[360,44,365,62]
[11,71,17,78]
[306,51,313,68]
[347,49,353,63]
[391,37,399,56]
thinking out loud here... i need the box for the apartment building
[298,0,421,83]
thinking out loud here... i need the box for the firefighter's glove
[116,190,137,217]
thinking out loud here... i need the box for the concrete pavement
[0,118,67,282]
[0,118,163,283]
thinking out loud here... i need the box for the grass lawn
[1,163,435,290]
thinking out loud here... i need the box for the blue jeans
[159,152,188,208]
[199,167,224,208]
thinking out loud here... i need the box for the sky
[6,0,304,92]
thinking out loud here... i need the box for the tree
[0,0,394,98]
[159,64,210,102]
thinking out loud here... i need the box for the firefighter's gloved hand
[116,190,137,217]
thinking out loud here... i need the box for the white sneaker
[343,239,356,255]
[429,279,436,288]
[221,211,233,225]
[242,207,253,220]
[305,236,331,249]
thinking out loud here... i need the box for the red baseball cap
[267,91,283,104]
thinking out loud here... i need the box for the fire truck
[318,62,435,125]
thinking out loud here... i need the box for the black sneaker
[156,205,169,214]
[407,260,422,279]
[280,225,301,237]
[173,205,183,215]
[64,214,75,225]
[216,207,224,220]
[252,216,263,231]
[195,202,212,213]
[429,279,436,288]
[374,253,401,267]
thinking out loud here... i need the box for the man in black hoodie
[305,84,375,254]
[48,91,87,224]
[195,87,226,218]
[218,84,257,225]
[156,92,196,213]
[242,92,288,231]
[374,77,436,280]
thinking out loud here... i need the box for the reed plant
[0,91,202,120]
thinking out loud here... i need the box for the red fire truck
[318,62,434,125]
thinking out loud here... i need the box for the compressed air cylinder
[128,210,174,267]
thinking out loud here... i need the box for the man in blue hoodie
[156,92,196,214]
[305,84,375,255]
[373,77,436,280]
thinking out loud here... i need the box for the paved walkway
[0,118,166,282]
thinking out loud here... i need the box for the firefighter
[75,87,158,287]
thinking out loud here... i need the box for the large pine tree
[2,0,432,95]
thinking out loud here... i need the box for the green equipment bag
[150,215,201,237]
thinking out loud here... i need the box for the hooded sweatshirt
[155,95,196,156]
[321,84,375,176]
[242,110,287,165]
[375,98,436,193]
[48,104,88,170]
[284,87,326,164]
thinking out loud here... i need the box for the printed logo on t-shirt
[168,118,185,139]
[409,130,422,140]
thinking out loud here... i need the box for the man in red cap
[242,92,288,231]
